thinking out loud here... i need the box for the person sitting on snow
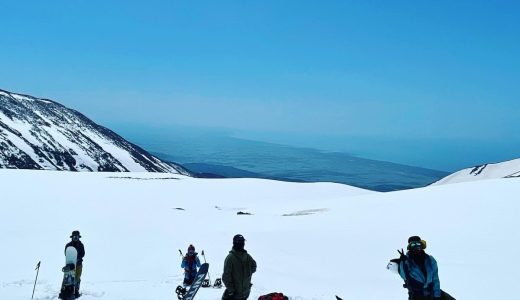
[181,244,201,286]
[397,236,441,300]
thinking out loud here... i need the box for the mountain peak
[0,88,188,174]
[432,157,520,185]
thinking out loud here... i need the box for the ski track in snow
[282,208,328,216]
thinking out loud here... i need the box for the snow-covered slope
[0,169,518,300]
[432,157,520,185]
[0,89,186,173]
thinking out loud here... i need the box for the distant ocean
[119,129,448,191]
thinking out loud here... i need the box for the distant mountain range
[432,157,520,185]
[8,87,503,192]
[0,89,187,174]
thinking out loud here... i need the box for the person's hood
[229,248,249,260]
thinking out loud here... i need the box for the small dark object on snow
[237,211,252,215]
[336,296,343,300]
[174,208,185,211]
[213,278,222,288]
[202,279,211,288]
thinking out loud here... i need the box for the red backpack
[258,292,289,300]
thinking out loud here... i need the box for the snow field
[0,169,518,300]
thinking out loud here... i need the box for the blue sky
[1,0,519,170]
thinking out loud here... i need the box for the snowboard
[59,246,78,300]
[176,263,209,300]
[387,258,456,300]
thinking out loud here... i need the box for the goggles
[409,242,422,249]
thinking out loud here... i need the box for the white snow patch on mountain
[432,157,520,185]
[84,131,148,172]
[0,169,518,300]
[0,89,186,173]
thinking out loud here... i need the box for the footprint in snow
[81,290,106,297]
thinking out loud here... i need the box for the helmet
[187,244,195,254]
[233,234,246,250]
[233,234,245,244]
[70,230,81,238]
[407,236,426,250]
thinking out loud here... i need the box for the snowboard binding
[213,278,222,288]
[62,263,76,272]
[202,279,211,288]
[58,266,77,300]
[175,285,187,300]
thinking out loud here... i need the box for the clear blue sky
[1,0,519,170]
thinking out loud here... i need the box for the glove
[397,249,407,261]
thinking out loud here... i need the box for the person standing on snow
[222,234,257,300]
[65,230,85,298]
[397,236,441,300]
[181,244,201,286]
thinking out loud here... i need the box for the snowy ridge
[0,89,188,174]
[432,157,520,185]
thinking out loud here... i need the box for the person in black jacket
[65,230,85,297]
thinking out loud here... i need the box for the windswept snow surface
[432,157,520,185]
[1,170,519,300]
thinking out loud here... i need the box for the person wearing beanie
[222,234,257,300]
[64,230,85,298]
[397,236,441,300]
[181,244,202,286]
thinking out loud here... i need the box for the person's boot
[74,280,81,298]
[183,278,190,287]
